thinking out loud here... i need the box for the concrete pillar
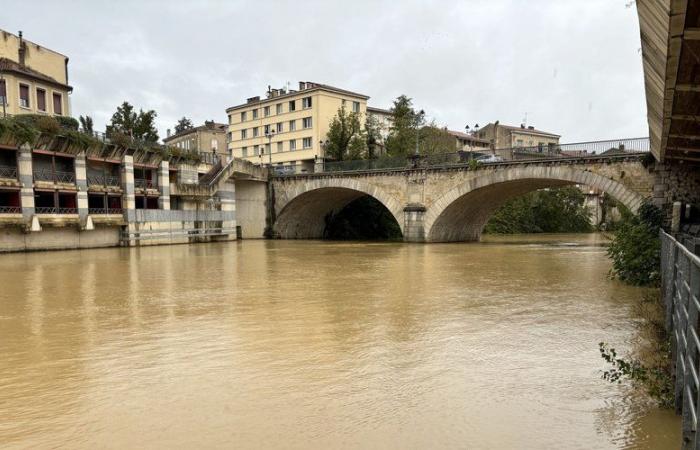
[314,157,324,173]
[121,154,136,245]
[672,201,682,233]
[17,144,36,226]
[403,203,426,242]
[215,180,236,241]
[158,160,170,210]
[75,152,92,229]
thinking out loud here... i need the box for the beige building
[447,130,491,152]
[163,120,227,161]
[226,82,369,173]
[0,30,72,117]
[477,122,560,150]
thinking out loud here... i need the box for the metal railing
[290,137,651,176]
[87,175,121,187]
[35,207,78,214]
[662,230,700,447]
[88,208,123,215]
[33,169,76,184]
[0,206,21,214]
[134,178,155,189]
[0,165,18,179]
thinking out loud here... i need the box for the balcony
[33,169,76,184]
[88,208,123,215]
[35,207,78,215]
[0,206,21,214]
[134,178,156,190]
[87,175,121,188]
[0,165,18,179]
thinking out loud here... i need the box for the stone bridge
[270,154,657,242]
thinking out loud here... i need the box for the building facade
[477,122,560,150]
[227,82,369,173]
[0,30,71,117]
[447,130,491,153]
[163,120,228,161]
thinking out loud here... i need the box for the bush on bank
[606,202,663,287]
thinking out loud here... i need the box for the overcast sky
[3,0,647,142]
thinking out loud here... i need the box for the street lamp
[0,68,6,118]
[264,129,275,167]
[414,109,425,156]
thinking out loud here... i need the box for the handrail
[661,230,700,445]
[0,206,21,213]
[35,207,78,214]
[33,169,76,183]
[0,165,18,179]
[287,137,651,176]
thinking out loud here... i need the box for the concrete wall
[235,180,267,238]
[0,225,120,252]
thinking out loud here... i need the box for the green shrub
[607,202,662,286]
[0,116,39,146]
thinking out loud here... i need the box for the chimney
[299,81,306,90]
[167,129,171,137]
[205,120,214,128]
[520,124,525,129]
[528,126,534,130]
[18,31,26,66]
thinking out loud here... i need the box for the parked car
[475,154,504,163]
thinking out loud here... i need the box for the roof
[0,57,72,91]
[226,81,370,112]
[163,122,227,143]
[499,123,560,138]
[367,106,393,115]
[447,129,490,144]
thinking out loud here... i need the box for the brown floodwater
[0,234,680,449]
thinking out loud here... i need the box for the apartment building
[163,120,228,162]
[226,82,369,173]
[447,130,491,152]
[476,122,560,149]
[0,30,72,117]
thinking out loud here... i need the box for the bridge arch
[273,178,405,239]
[424,165,646,242]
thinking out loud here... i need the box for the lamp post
[414,109,425,157]
[0,68,6,118]
[264,129,275,167]
[317,139,329,173]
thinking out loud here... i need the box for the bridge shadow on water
[323,195,403,241]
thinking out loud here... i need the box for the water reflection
[0,234,680,449]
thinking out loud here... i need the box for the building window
[19,84,30,108]
[289,139,296,151]
[303,137,312,149]
[353,101,360,113]
[241,129,247,139]
[289,120,296,131]
[252,109,258,119]
[37,88,46,112]
[289,100,296,112]
[241,111,247,122]
[276,122,283,133]
[276,103,282,114]
[302,117,312,129]
[264,124,271,135]
[302,96,312,109]
[264,106,270,117]
[53,93,62,115]
[242,147,248,157]
[253,127,259,137]
[277,142,283,153]
[0,79,5,105]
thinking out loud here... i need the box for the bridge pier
[403,204,426,242]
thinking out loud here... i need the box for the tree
[385,95,424,157]
[174,117,194,134]
[79,115,93,134]
[106,101,159,143]
[418,123,455,155]
[326,106,365,161]
[365,114,382,159]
